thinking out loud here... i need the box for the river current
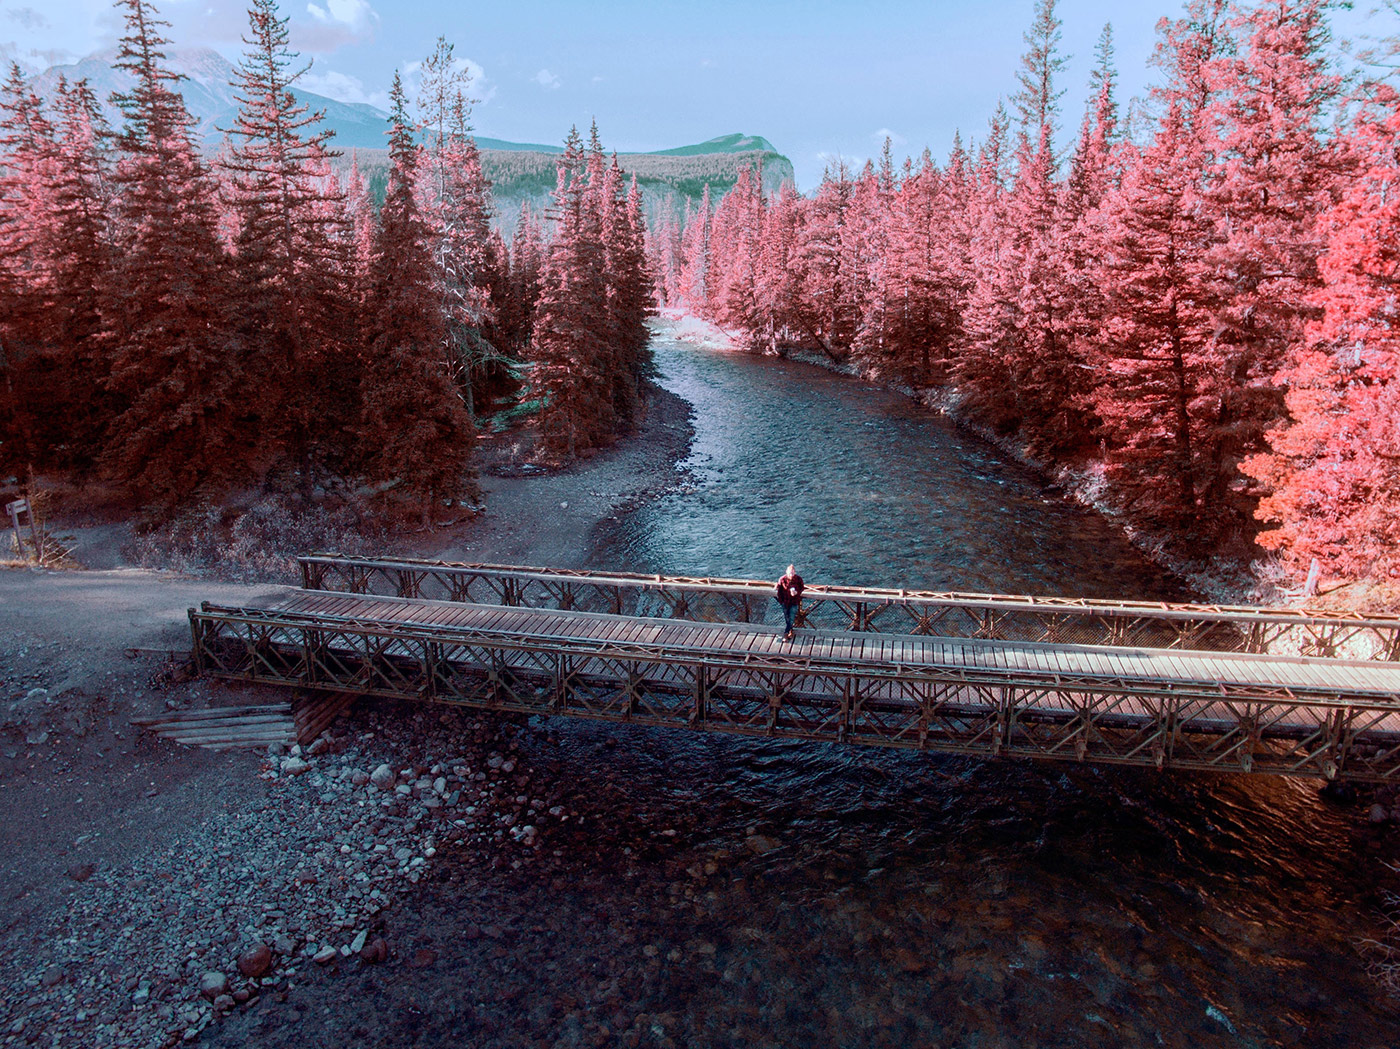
[575,329,1398,1046]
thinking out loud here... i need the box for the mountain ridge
[26,48,790,163]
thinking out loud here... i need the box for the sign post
[6,497,29,563]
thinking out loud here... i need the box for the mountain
[26,49,796,222]
[649,133,779,156]
[476,136,564,154]
[28,46,394,150]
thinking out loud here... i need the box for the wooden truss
[191,601,1400,783]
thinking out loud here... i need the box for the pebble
[198,971,228,999]
[2,708,538,1048]
[236,944,272,979]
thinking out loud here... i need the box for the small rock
[313,946,338,965]
[745,834,781,856]
[350,930,368,954]
[359,937,389,964]
[410,948,437,969]
[1369,803,1390,824]
[237,944,273,979]
[370,763,394,789]
[41,964,64,988]
[213,994,235,1012]
[350,770,370,786]
[66,862,96,883]
[199,971,229,1000]
[24,687,49,703]
[282,757,310,777]
[24,729,48,746]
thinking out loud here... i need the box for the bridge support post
[690,666,706,728]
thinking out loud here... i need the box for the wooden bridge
[187,554,1400,782]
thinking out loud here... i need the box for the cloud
[534,68,560,90]
[873,127,906,146]
[306,0,377,31]
[298,68,388,109]
[300,0,379,50]
[6,8,48,31]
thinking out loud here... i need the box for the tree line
[0,0,653,523]
[655,0,1398,590]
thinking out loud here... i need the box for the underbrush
[130,495,389,583]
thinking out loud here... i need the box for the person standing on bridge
[775,565,805,642]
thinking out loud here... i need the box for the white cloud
[873,127,906,146]
[298,67,388,109]
[534,68,560,90]
[306,0,377,31]
[300,0,378,50]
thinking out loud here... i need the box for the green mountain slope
[648,133,779,156]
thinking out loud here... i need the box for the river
[579,328,1397,1046]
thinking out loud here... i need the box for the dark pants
[781,601,798,633]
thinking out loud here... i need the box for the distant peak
[647,133,780,157]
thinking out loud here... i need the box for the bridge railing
[190,600,1400,783]
[298,554,1400,662]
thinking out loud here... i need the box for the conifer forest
[2,0,1398,596]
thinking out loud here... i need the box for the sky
[2,0,1395,189]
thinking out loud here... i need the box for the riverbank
[0,383,695,1048]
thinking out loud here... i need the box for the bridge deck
[272,590,1400,705]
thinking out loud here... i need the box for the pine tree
[1084,99,1223,530]
[1244,86,1400,580]
[0,63,56,367]
[752,182,805,352]
[221,0,352,495]
[707,164,764,335]
[359,73,475,523]
[34,76,115,468]
[530,126,612,457]
[1196,0,1343,530]
[102,0,247,510]
[678,184,712,309]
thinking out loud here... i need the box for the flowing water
[577,330,1399,1046]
